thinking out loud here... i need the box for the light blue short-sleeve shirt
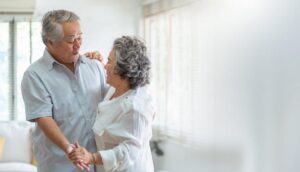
[21,49,107,172]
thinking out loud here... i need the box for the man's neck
[46,48,77,73]
[64,63,76,73]
[47,51,77,73]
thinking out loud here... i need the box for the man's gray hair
[113,36,151,89]
[41,9,80,45]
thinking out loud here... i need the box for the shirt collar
[42,49,86,71]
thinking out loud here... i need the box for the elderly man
[21,9,107,172]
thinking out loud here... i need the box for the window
[16,21,44,120]
[0,22,9,121]
[145,2,205,144]
[0,18,43,121]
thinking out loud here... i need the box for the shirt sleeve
[21,70,53,121]
[99,110,151,171]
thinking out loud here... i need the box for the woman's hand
[68,142,94,165]
[84,51,104,64]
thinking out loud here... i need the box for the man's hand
[68,142,94,165]
[65,144,74,154]
[35,118,89,170]
[66,143,90,171]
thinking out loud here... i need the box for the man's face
[47,21,82,65]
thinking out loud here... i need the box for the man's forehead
[62,21,81,35]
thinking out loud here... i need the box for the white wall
[153,0,300,172]
[152,140,243,172]
[34,0,142,57]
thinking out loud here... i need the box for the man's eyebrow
[65,32,83,37]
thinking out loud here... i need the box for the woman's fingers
[67,141,91,171]
[74,161,90,171]
[66,142,90,171]
[84,51,104,63]
[84,52,92,58]
[69,152,83,162]
[75,162,84,171]
[80,162,90,171]
[93,51,103,60]
[73,157,90,171]
[85,51,99,58]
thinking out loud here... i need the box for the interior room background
[0,0,300,172]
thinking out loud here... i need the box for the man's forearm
[36,117,71,153]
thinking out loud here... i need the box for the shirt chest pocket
[52,93,82,121]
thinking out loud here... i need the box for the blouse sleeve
[99,110,151,171]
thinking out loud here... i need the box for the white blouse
[93,87,155,172]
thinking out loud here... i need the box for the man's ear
[47,38,54,46]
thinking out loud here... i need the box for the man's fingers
[75,141,80,148]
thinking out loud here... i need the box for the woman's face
[105,49,121,87]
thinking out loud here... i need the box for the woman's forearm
[92,152,103,165]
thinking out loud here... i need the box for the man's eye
[65,39,74,43]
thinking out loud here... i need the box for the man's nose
[73,38,81,48]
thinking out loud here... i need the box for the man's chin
[72,54,80,61]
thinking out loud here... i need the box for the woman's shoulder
[121,87,155,121]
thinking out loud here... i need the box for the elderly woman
[69,36,155,172]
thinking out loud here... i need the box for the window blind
[0,17,43,121]
[145,2,205,145]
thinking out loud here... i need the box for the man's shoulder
[29,56,47,68]
[24,58,49,77]
[81,55,102,67]
[81,55,105,73]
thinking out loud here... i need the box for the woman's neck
[111,80,130,99]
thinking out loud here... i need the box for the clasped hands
[65,142,94,171]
